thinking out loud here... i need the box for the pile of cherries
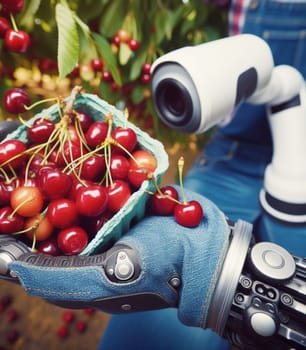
[0,87,203,256]
[0,91,159,255]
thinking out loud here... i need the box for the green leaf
[118,43,132,66]
[99,0,128,38]
[55,2,80,79]
[92,32,122,86]
[19,0,42,30]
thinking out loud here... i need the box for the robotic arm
[151,33,306,223]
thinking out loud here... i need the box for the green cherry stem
[178,156,187,204]
[9,13,19,32]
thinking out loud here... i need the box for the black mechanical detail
[225,247,306,349]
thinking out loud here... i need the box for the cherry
[111,34,121,47]
[128,149,157,188]
[75,184,108,217]
[80,210,112,237]
[56,325,69,339]
[128,38,140,51]
[0,206,24,234]
[75,320,87,333]
[0,17,10,38]
[25,214,53,241]
[62,310,75,324]
[1,0,25,14]
[75,110,93,132]
[37,237,60,256]
[174,200,203,228]
[57,226,88,255]
[109,154,130,180]
[6,329,20,344]
[78,154,105,182]
[6,309,19,322]
[142,63,152,74]
[85,121,108,149]
[3,88,30,114]
[102,71,113,82]
[149,185,179,216]
[39,168,72,200]
[141,73,151,84]
[27,118,55,144]
[10,186,44,217]
[111,126,137,154]
[107,180,131,213]
[47,198,78,229]
[117,29,131,43]
[91,58,104,72]
[0,180,18,206]
[0,139,27,170]
[5,29,31,53]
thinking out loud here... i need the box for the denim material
[10,185,230,329]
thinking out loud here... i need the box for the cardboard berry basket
[3,91,169,255]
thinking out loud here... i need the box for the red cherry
[141,73,151,84]
[56,325,69,339]
[0,17,10,38]
[109,154,130,180]
[102,71,113,82]
[111,35,121,47]
[1,0,24,13]
[128,38,140,51]
[3,88,30,114]
[47,198,78,229]
[7,309,18,322]
[62,310,75,324]
[91,58,104,72]
[75,320,87,333]
[0,206,24,234]
[149,186,179,216]
[107,180,131,213]
[80,210,112,237]
[5,29,30,53]
[37,237,60,256]
[0,139,27,170]
[75,185,108,217]
[85,121,108,148]
[27,118,55,144]
[174,200,203,228]
[111,126,137,154]
[142,63,152,74]
[57,226,88,255]
[39,168,73,200]
[6,329,20,344]
[75,110,93,132]
[0,180,17,206]
[78,154,105,182]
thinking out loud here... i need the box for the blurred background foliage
[0,0,227,147]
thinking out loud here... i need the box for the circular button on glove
[249,242,296,282]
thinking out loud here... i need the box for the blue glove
[3,186,230,329]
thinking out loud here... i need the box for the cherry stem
[23,97,58,111]
[9,13,18,32]
[63,85,83,116]
[178,156,186,204]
